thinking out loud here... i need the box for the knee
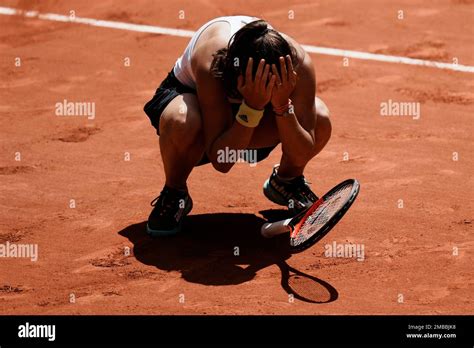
[160,98,202,146]
[311,98,332,156]
[315,97,330,119]
[316,113,332,146]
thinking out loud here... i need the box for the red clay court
[0,0,473,314]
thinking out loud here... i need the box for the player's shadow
[118,213,338,303]
[259,208,293,222]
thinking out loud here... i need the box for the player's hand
[270,55,297,109]
[237,58,276,110]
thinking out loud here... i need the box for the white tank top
[173,15,258,89]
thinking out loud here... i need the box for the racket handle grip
[261,219,291,238]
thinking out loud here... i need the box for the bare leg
[158,93,204,190]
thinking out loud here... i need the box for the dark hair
[211,19,299,99]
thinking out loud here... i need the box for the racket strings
[292,184,353,247]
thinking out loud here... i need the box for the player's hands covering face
[270,55,297,109]
[237,58,276,110]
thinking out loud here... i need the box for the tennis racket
[261,179,360,253]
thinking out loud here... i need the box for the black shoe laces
[293,176,317,201]
[275,175,317,203]
[150,187,183,217]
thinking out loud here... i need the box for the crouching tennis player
[144,16,331,236]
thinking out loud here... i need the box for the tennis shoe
[263,165,318,214]
[146,186,193,237]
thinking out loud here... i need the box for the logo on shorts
[238,114,248,123]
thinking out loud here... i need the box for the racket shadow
[277,261,338,304]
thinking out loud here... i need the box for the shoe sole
[263,179,289,206]
[146,223,182,237]
[146,199,193,237]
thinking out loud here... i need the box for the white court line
[1,6,473,73]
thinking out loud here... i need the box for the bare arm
[194,37,275,173]
[195,62,254,173]
[272,54,317,166]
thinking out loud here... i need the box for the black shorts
[144,69,276,166]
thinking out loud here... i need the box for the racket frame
[289,178,360,253]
